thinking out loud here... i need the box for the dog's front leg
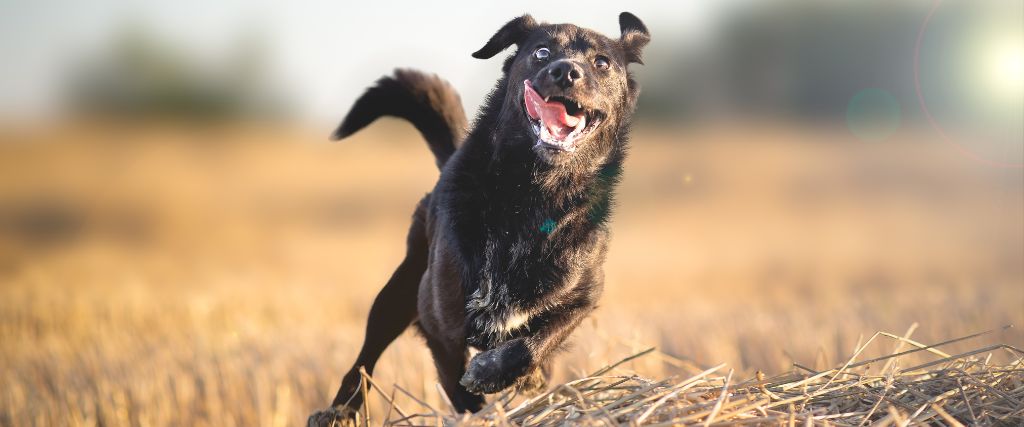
[459,299,594,394]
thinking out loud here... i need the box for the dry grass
[340,326,1024,426]
[0,121,1021,426]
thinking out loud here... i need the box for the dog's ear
[619,12,650,65]
[472,15,538,59]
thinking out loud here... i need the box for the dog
[309,12,649,424]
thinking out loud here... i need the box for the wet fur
[310,12,649,422]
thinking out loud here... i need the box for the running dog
[309,12,649,423]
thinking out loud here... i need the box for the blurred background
[1,1,1021,426]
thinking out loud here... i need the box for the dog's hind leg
[327,197,429,410]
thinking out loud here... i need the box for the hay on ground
[338,327,1024,426]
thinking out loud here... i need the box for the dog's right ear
[472,15,537,59]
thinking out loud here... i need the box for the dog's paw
[307,406,359,427]
[460,350,510,394]
[460,348,529,394]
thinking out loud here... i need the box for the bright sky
[0,0,744,125]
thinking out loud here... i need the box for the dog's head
[473,13,650,165]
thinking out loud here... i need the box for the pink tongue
[524,81,581,137]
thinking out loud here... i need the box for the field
[0,121,1021,426]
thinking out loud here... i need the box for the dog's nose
[546,61,584,88]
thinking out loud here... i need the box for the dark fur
[309,13,649,424]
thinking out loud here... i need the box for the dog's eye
[533,47,550,60]
[595,56,610,70]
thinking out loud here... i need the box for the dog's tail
[331,69,467,170]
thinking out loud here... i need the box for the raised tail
[331,69,467,169]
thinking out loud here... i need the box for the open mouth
[523,80,602,153]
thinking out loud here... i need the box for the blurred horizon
[2,0,727,125]
[3,1,1021,164]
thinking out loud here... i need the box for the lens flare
[981,36,1024,102]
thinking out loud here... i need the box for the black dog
[310,12,649,423]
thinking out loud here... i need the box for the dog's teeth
[576,102,581,110]
[544,96,550,102]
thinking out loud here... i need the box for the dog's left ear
[619,12,650,65]
[472,15,538,59]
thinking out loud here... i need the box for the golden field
[0,121,1021,426]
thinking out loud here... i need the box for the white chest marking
[488,310,532,336]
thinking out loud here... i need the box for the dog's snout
[546,61,584,88]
